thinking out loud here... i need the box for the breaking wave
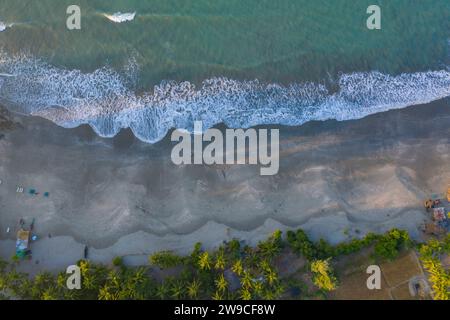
[0,52,449,143]
[102,12,136,23]
[0,21,13,32]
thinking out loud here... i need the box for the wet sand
[0,98,449,274]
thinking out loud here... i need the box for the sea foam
[0,21,13,32]
[0,52,449,143]
[103,12,136,23]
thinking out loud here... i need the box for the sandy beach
[0,98,449,274]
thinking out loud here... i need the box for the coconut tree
[310,259,337,291]
[187,279,201,299]
[98,284,120,300]
[78,260,98,291]
[241,271,253,290]
[258,230,282,260]
[126,267,149,299]
[171,280,185,299]
[215,273,228,293]
[52,271,75,300]
[98,270,123,300]
[198,252,211,271]
[260,260,271,273]
[273,283,286,299]
[32,272,55,299]
[262,289,275,300]
[231,260,243,276]
[420,244,450,300]
[266,269,278,286]
[155,283,169,300]
[34,272,54,289]
[226,291,239,300]
[240,287,252,300]
[131,267,147,284]
[41,287,59,300]
[253,281,263,297]
[212,290,224,300]
[5,270,30,298]
[56,272,67,290]
[214,251,226,270]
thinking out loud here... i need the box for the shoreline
[0,98,449,274]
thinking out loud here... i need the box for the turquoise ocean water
[0,0,449,142]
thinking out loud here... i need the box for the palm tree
[41,287,58,300]
[214,251,226,270]
[310,259,337,291]
[99,271,124,300]
[261,283,284,300]
[34,272,54,288]
[78,260,90,276]
[131,268,147,284]
[187,279,201,299]
[55,271,80,299]
[171,281,185,299]
[126,267,148,299]
[155,283,169,300]
[258,230,282,260]
[240,288,252,300]
[98,270,122,300]
[7,271,30,298]
[226,291,239,300]
[421,254,449,300]
[98,284,120,300]
[198,252,211,271]
[56,272,67,289]
[215,274,228,293]
[259,242,278,260]
[253,281,263,296]
[266,269,278,286]
[241,271,253,290]
[231,260,243,276]
[79,261,97,291]
[260,260,271,273]
[212,290,224,300]
[273,283,285,299]
[83,275,96,291]
[262,289,275,300]
[33,272,55,299]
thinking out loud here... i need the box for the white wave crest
[0,21,13,32]
[0,52,449,143]
[103,12,136,23]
